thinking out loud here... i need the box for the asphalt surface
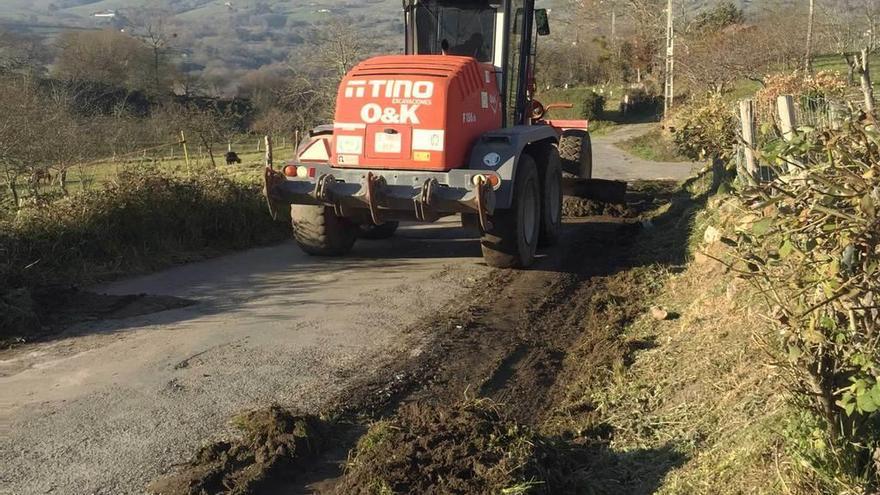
[592,123,696,181]
[0,124,696,495]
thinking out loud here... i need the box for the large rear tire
[559,130,593,179]
[358,221,399,240]
[291,205,357,256]
[480,154,541,268]
[539,146,563,247]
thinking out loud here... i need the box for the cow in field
[225,151,242,165]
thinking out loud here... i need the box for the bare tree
[0,32,48,76]
[679,15,794,96]
[0,77,72,204]
[821,4,865,84]
[172,101,241,168]
[127,6,178,96]
[851,48,876,114]
[54,30,152,89]
[861,0,880,51]
[308,19,370,79]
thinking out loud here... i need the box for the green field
[0,136,296,213]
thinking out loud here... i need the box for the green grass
[714,53,880,105]
[813,52,880,75]
[722,79,763,103]
[536,85,665,136]
[0,137,296,212]
[537,84,628,120]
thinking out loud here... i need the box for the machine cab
[403,0,550,127]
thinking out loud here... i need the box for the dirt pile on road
[561,180,682,219]
[336,399,570,495]
[562,197,632,218]
[148,407,329,495]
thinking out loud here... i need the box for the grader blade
[562,178,627,205]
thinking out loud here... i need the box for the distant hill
[0,0,406,89]
[0,0,402,27]
[0,0,808,93]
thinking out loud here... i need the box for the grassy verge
[617,128,690,162]
[575,209,792,493]
[544,171,801,493]
[0,167,287,345]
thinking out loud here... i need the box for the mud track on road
[152,181,687,494]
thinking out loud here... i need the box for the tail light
[282,165,317,179]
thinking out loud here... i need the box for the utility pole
[610,8,616,48]
[805,0,815,73]
[663,0,675,120]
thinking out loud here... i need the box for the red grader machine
[265,0,596,268]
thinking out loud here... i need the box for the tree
[309,19,370,79]
[260,17,376,135]
[172,100,242,168]
[820,0,880,84]
[271,76,336,134]
[0,32,48,76]
[688,1,744,33]
[605,0,666,80]
[678,19,784,96]
[53,30,152,90]
[0,78,90,204]
[127,5,179,96]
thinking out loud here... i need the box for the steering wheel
[531,100,546,120]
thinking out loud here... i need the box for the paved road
[0,124,696,495]
[593,123,696,181]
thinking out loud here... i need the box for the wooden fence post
[180,130,190,173]
[777,95,797,141]
[859,48,875,115]
[264,135,273,169]
[738,99,759,184]
[828,102,846,130]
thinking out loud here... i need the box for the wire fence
[735,87,875,184]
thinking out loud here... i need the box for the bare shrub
[717,117,879,492]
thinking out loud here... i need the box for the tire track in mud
[339,218,639,424]
[283,216,651,493]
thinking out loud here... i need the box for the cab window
[415,0,497,63]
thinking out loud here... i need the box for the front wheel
[480,154,541,268]
[291,205,357,256]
